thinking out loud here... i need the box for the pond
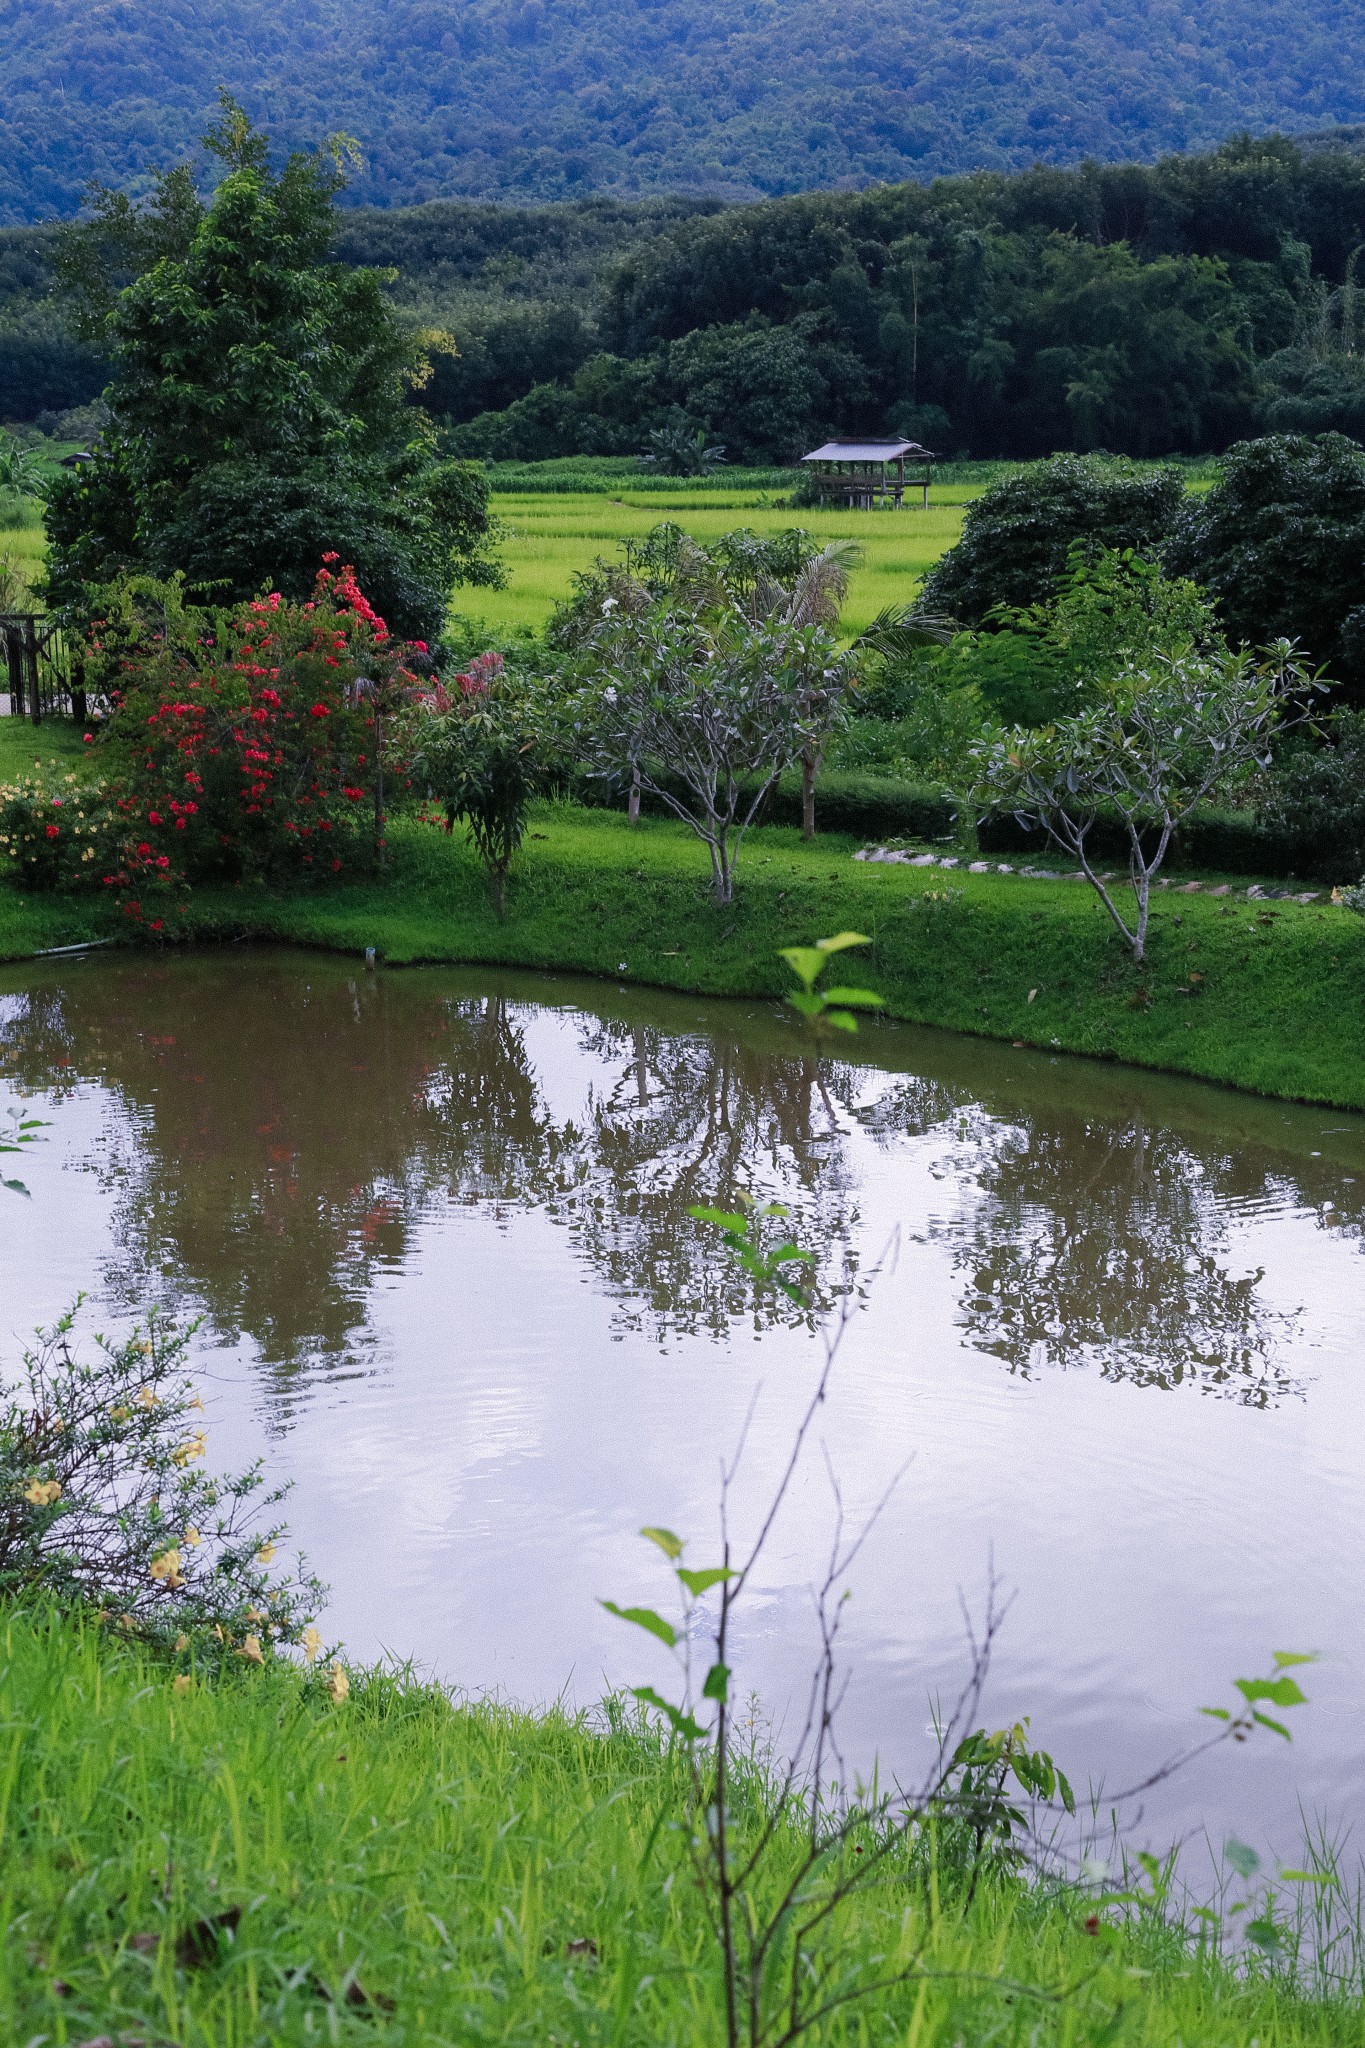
[2,947,1363,1870]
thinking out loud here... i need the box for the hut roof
[801,438,936,463]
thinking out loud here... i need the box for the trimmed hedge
[579,768,1346,882]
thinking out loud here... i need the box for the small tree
[970,643,1317,962]
[579,608,854,903]
[407,653,553,918]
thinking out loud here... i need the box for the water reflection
[1,951,1361,1419]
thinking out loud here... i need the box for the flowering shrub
[0,1305,325,1666]
[0,768,121,892]
[84,562,429,922]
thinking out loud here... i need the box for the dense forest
[13,135,1365,460]
[8,0,1365,224]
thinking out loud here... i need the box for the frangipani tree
[970,642,1318,962]
[579,605,855,904]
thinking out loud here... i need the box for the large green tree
[44,99,499,640]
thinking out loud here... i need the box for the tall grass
[3,1600,1362,2045]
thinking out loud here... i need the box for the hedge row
[582,769,1356,883]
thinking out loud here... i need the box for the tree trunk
[628,767,641,826]
[801,750,817,841]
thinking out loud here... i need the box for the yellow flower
[174,1633,190,1652]
[172,1673,192,1695]
[183,1526,201,1549]
[172,1430,207,1467]
[238,1635,265,1667]
[302,1625,323,1665]
[110,1403,131,1423]
[23,1477,62,1506]
[327,1662,350,1703]
[150,1547,184,1589]
[136,1382,158,1408]
[256,1540,276,1564]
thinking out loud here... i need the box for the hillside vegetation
[14,133,1365,464]
[7,0,1365,223]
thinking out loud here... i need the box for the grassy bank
[2,805,1363,1109]
[4,1600,1361,2046]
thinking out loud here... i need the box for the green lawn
[5,806,1362,1109]
[459,484,976,640]
[3,1601,1360,2048]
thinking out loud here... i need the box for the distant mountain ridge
[7,0,1365,222]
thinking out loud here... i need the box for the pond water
[2,948,1364,1871]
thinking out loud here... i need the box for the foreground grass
[3,804,1362,1109]
[463,486,974,639]
[4,1602,1361,2047]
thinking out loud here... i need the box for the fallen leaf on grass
[175,1904,242,1969]
[127,1932,160,1954]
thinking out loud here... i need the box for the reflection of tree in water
[861,1082,1332,1406]
[0,964,862,1409]
[552,1019,862,1339]
[4,958,1359,1415]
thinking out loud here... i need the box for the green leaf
[686,1206,749,1234]
[1236,1676,1308,1708]
[1057,1769,1076,1816]
[601,1602,677,1648]
[1280,1869,1335,1885]
[630,1686,703,1742]
[2,1179,30,1198]
[640,1526,684,1561]
[1245,1917,1283,1954]
[823,1010,859,1032]
[815,932,871,955]
[1200,1706,1231,1721]
[1272,1651,1316,1669]
[702,1662,730,1703]
[778,947,827,991]
[676,1566,735,1596]
[784,990,825,1019]
[1251,1710,1292,1741]
[764,1243,816,1267]
[819,987,885,1008]
[1224,1837,1261,1879]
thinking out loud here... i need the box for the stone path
[851,846,1322,904]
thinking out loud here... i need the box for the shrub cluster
[0,769,120,890]
[0,1304,323,1667]
[76,563,428,924]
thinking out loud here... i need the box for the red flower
[148,811,162,825]
[137,842,151,858]
[310,703,330,718]
[45,824,59,839]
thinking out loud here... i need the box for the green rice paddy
[457,484,976,640]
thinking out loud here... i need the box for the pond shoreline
[2,805,1363,1110]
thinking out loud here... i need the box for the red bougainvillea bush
[81,561,430,925]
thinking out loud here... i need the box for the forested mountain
[7,0,1365,223]
[12,135,1365,461]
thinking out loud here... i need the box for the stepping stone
[1296,891,1320,903]
[908,852,938,866]
[1209,884,1230,896]
[1245,885,1265,899]
[938,857,960,868]
[996,863,1014,873]
[1178,881,1203,893]
[967,860,991,872]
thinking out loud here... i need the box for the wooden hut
[800,438,938,509]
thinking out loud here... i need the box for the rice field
[458,484,979,640]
